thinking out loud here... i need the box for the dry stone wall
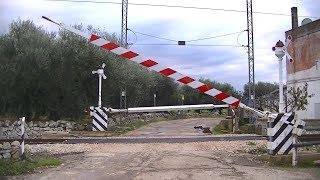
[0,120,77,139]
[0,141,20,159]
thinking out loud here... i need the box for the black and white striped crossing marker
[267,113,305,155]
[19,117,26,159]
[90,106,108,131]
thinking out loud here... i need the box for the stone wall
[0,112,219,139]
[0,120,77,139]
[0,141,20,159]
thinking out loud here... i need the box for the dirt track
[8,118,320,180]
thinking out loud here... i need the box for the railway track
[1,134,319,145]
[0,135,266,144]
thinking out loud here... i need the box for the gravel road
[7,118,320,180]
[12,141,320,180]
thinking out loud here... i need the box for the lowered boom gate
[42,16,305,156]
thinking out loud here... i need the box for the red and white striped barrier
[42,16,240,107]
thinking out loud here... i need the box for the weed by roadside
[270,160,316,168]
[212,124,229,135]
[0,157,62,176]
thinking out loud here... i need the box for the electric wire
[128,29,246,44]
[131,43,243,47]
[127,29,177,42]
[187,30,246,42]
[46,0,320,18]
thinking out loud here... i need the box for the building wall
[285,19,320,119]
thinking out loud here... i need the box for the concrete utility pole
[273,40,285,112]
[92,63,107,107]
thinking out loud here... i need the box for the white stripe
[279,136,293,154]
[131,55,147,64]
[268,115,294,136]
[221,96,238,104]
[110,47,129,55]
[92,119,104,131]
[272,126,293,147]
[91,38,110,46]
[267,141,277,150]
[188,81,204,89]
[168,72,185,81]
[205,88,221,97]
[62,24,91,39]
[93,113,107,124]
[149,64,166,72]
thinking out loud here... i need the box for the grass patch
[270,160,316,168]
[212,124,229,135]
[246,141,256,146]
[0,157,62,176]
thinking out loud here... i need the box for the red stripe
[121,51,139,59]
[197,84,213,92]
[231,100,240,108]
[101,43,119,50]
[215,92,229,100]
[140,59,158,67]
[90,34,100,42]
[178,76,195,84]
[159,68,176,76]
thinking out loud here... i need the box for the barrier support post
[20,117,26,160]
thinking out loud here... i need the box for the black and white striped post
[19,117,26,160]
[267,113,294,155]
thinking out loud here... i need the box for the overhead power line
[131,43,243,47]
[127,29,246,43]
[128,29,177,42]
[46,0,319,18]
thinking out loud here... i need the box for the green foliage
[0,19,240,120]
[0,158,62,176]
[270,160,315,168]
[287,83,314,112]
[212,124,229,134]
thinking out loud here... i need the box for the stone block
[11,148,20,159]
[3,142,11,150]
[38,122,46,128]
[77,124,85,131]
[2,152,11,159]
[0,149,11,154]
[11,141,20,147]
[28,121,33,127]
[0,144,3,150]
[0,121,3,127]
[49,121,56,128]
[0,155,2,159]
[44,127,51,131]
[4,120,11,127]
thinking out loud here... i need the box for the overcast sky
[1,0,319,90]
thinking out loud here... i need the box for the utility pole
[246,0,255,110]
[120,0,129,125]
[121,0,128,48]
